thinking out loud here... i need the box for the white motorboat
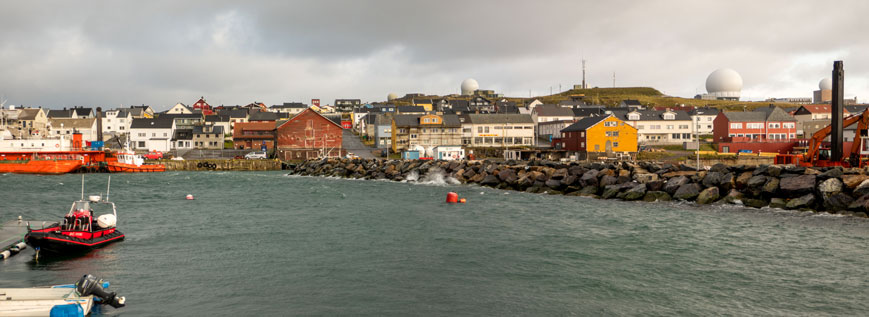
[0,275,125,316]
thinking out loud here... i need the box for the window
[106,126,111,130]
[651,125,661,129]
[484,126,490,133]
[747,123,763,129]
[581,142,585,148]
[672,133,680,139]
[463,128,471,133]
[604,121,617,127]
[606,131,619,137]
[768,123,780,128]
[580,132,585,137]
[682,133,691,139]
[667,125,674,130]
[138,141,145,147]
[139,133,146,137]
[784,122,795,128]
[637,125,644,130]
[628,113,640,120]
[152,133,156,137]
[410,134,417,139]
[594,144,600,151]
[730,123,742,129]
[477,127,483,133]
[679,125,688,129]
[789,133,795,139]
[663,113,675,120]
[613,142,619,147]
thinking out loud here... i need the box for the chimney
[831,61,844,162]
[96,107,103,143]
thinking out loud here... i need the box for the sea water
[1,171,867,315]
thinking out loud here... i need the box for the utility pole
[581,59,587,89]
[612,72,616,88]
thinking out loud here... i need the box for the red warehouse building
[713,106,797,143]
[276,108,345,160]
[233,121,277,150]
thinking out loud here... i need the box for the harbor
[2,171,868,315]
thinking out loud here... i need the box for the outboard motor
[75,274,126,308]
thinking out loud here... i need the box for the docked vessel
[106,149,165,172]
[25,177,124,255]
[0,157,83,174]
[0,274,126,316]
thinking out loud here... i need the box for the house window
[730,123,742,129]
[138,141,145,147]
[613,142,619,147]
[663,113,675,120]
[152,133,156,137]
[747,123,763,129]
[594,144,600,151]
[628,113,640,120]
[474,137,482,144]
[604,121,617,127]
[768,123,780,128]
[580,132,585,137]
[651,125,661,129]
[606,131,619,137]
[410,134,417,139]
[679,125,688,129]
[682,133,690,139]
[484,126,490,133]
[784,122,795,128]
[667,125,674,130]
[672,133,680,139]
[477,127,482,133]
[637,125,644,130]
[581,142,585,148]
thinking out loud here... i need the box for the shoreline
[286,158,869,219]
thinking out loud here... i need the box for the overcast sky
[1,1,867,110]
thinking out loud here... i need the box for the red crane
[775,109,869,167]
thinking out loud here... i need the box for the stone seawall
[287,158,869,218]
[163,159,282,171]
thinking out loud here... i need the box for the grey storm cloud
[1,0,868,110]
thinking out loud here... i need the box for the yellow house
[558,114,637,157]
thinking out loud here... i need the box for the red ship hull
[106,162,165,172]
[0,159,83,174]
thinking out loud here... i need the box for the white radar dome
[461,78,479,95]
[705,68,742,99]
[387,93,398,101]
[819,77,832,90]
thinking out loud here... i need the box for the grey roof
[270,102,307,109]
[722,106,796,122]
[534,105,577,117]
[48,109,74,118]
[558,100,587,107]
[204,114,230,122]
[462,114,534,124]
[562,116,609,132]
[689,107,719,116]
[393,114,461,127]
[610,109,692,121]
[71,107,93,117]
[193,125,224,135]
[219,109,249,118]
[130,117,174,129]
[845,105,869,114]
[396,106,426,113]
[495,105,520,114]
[620,99,642,106]
[17,108,42,120]
[571,108,603,117]
[249,111,280,121]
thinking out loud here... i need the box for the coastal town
[1,69,866,168]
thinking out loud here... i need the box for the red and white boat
[106,149,165,173]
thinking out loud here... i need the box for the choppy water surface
[1,171,868,315]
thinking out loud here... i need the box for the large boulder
[709,163,731,174]
[767,165,783,177]
[663,176,690,195]
[600,175,619,187]
[847,193,869,213]
[721,189,746,205]
[743,198,769,208]
[480,174,501,186]
[696,187,720,204]
[852,180,869,198]
[747,175,768,190]
[497,169,518,184]
[601,185,621,199]
[735,171,754,189]
[646,180,665,192]
[577,185,599,196]
[761,177,780,196]
[580,169,600,187]
[643,191,672,202]
[779,175,817,198]
[701,172,723,188]
[622,184,647,201]
[545,178,563,190]
[673,183,702,201]
[841,175,869,189]
[818,178,843,198]
[560,175,578,187]
[823,193,854,212]
[769,197,787,209]
[785,193,816,210]
[819,168,843,180]
[551,168,568,180]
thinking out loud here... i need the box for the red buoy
[446,192,458,203]
[459,198,466,203]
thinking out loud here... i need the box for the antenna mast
[581,59,587,89]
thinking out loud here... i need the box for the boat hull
[0,160,82,174]
[106,162,165,172]
[25,227,125,254]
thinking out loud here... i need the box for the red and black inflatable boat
[26,192,124,255]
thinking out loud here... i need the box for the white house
[689,107,719,135]
[48,118,98,142]
[612,109,694,145]
[166,103,193,114]
[130,117,175,152]
[460,114,535,147]
[101,109,133,140]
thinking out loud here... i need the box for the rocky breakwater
[287,158,869,218]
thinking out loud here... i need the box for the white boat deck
[0,287,93,316]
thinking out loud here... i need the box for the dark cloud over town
[1,1,867,110]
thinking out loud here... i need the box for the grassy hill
[390,87,796,111]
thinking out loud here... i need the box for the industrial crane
[775,109,869,167]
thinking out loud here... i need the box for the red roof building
[193,97,214,115]
[232,121,276,150]
[276,108,344,160]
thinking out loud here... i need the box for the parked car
[143,151,163,160]
[244,151,267,159]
